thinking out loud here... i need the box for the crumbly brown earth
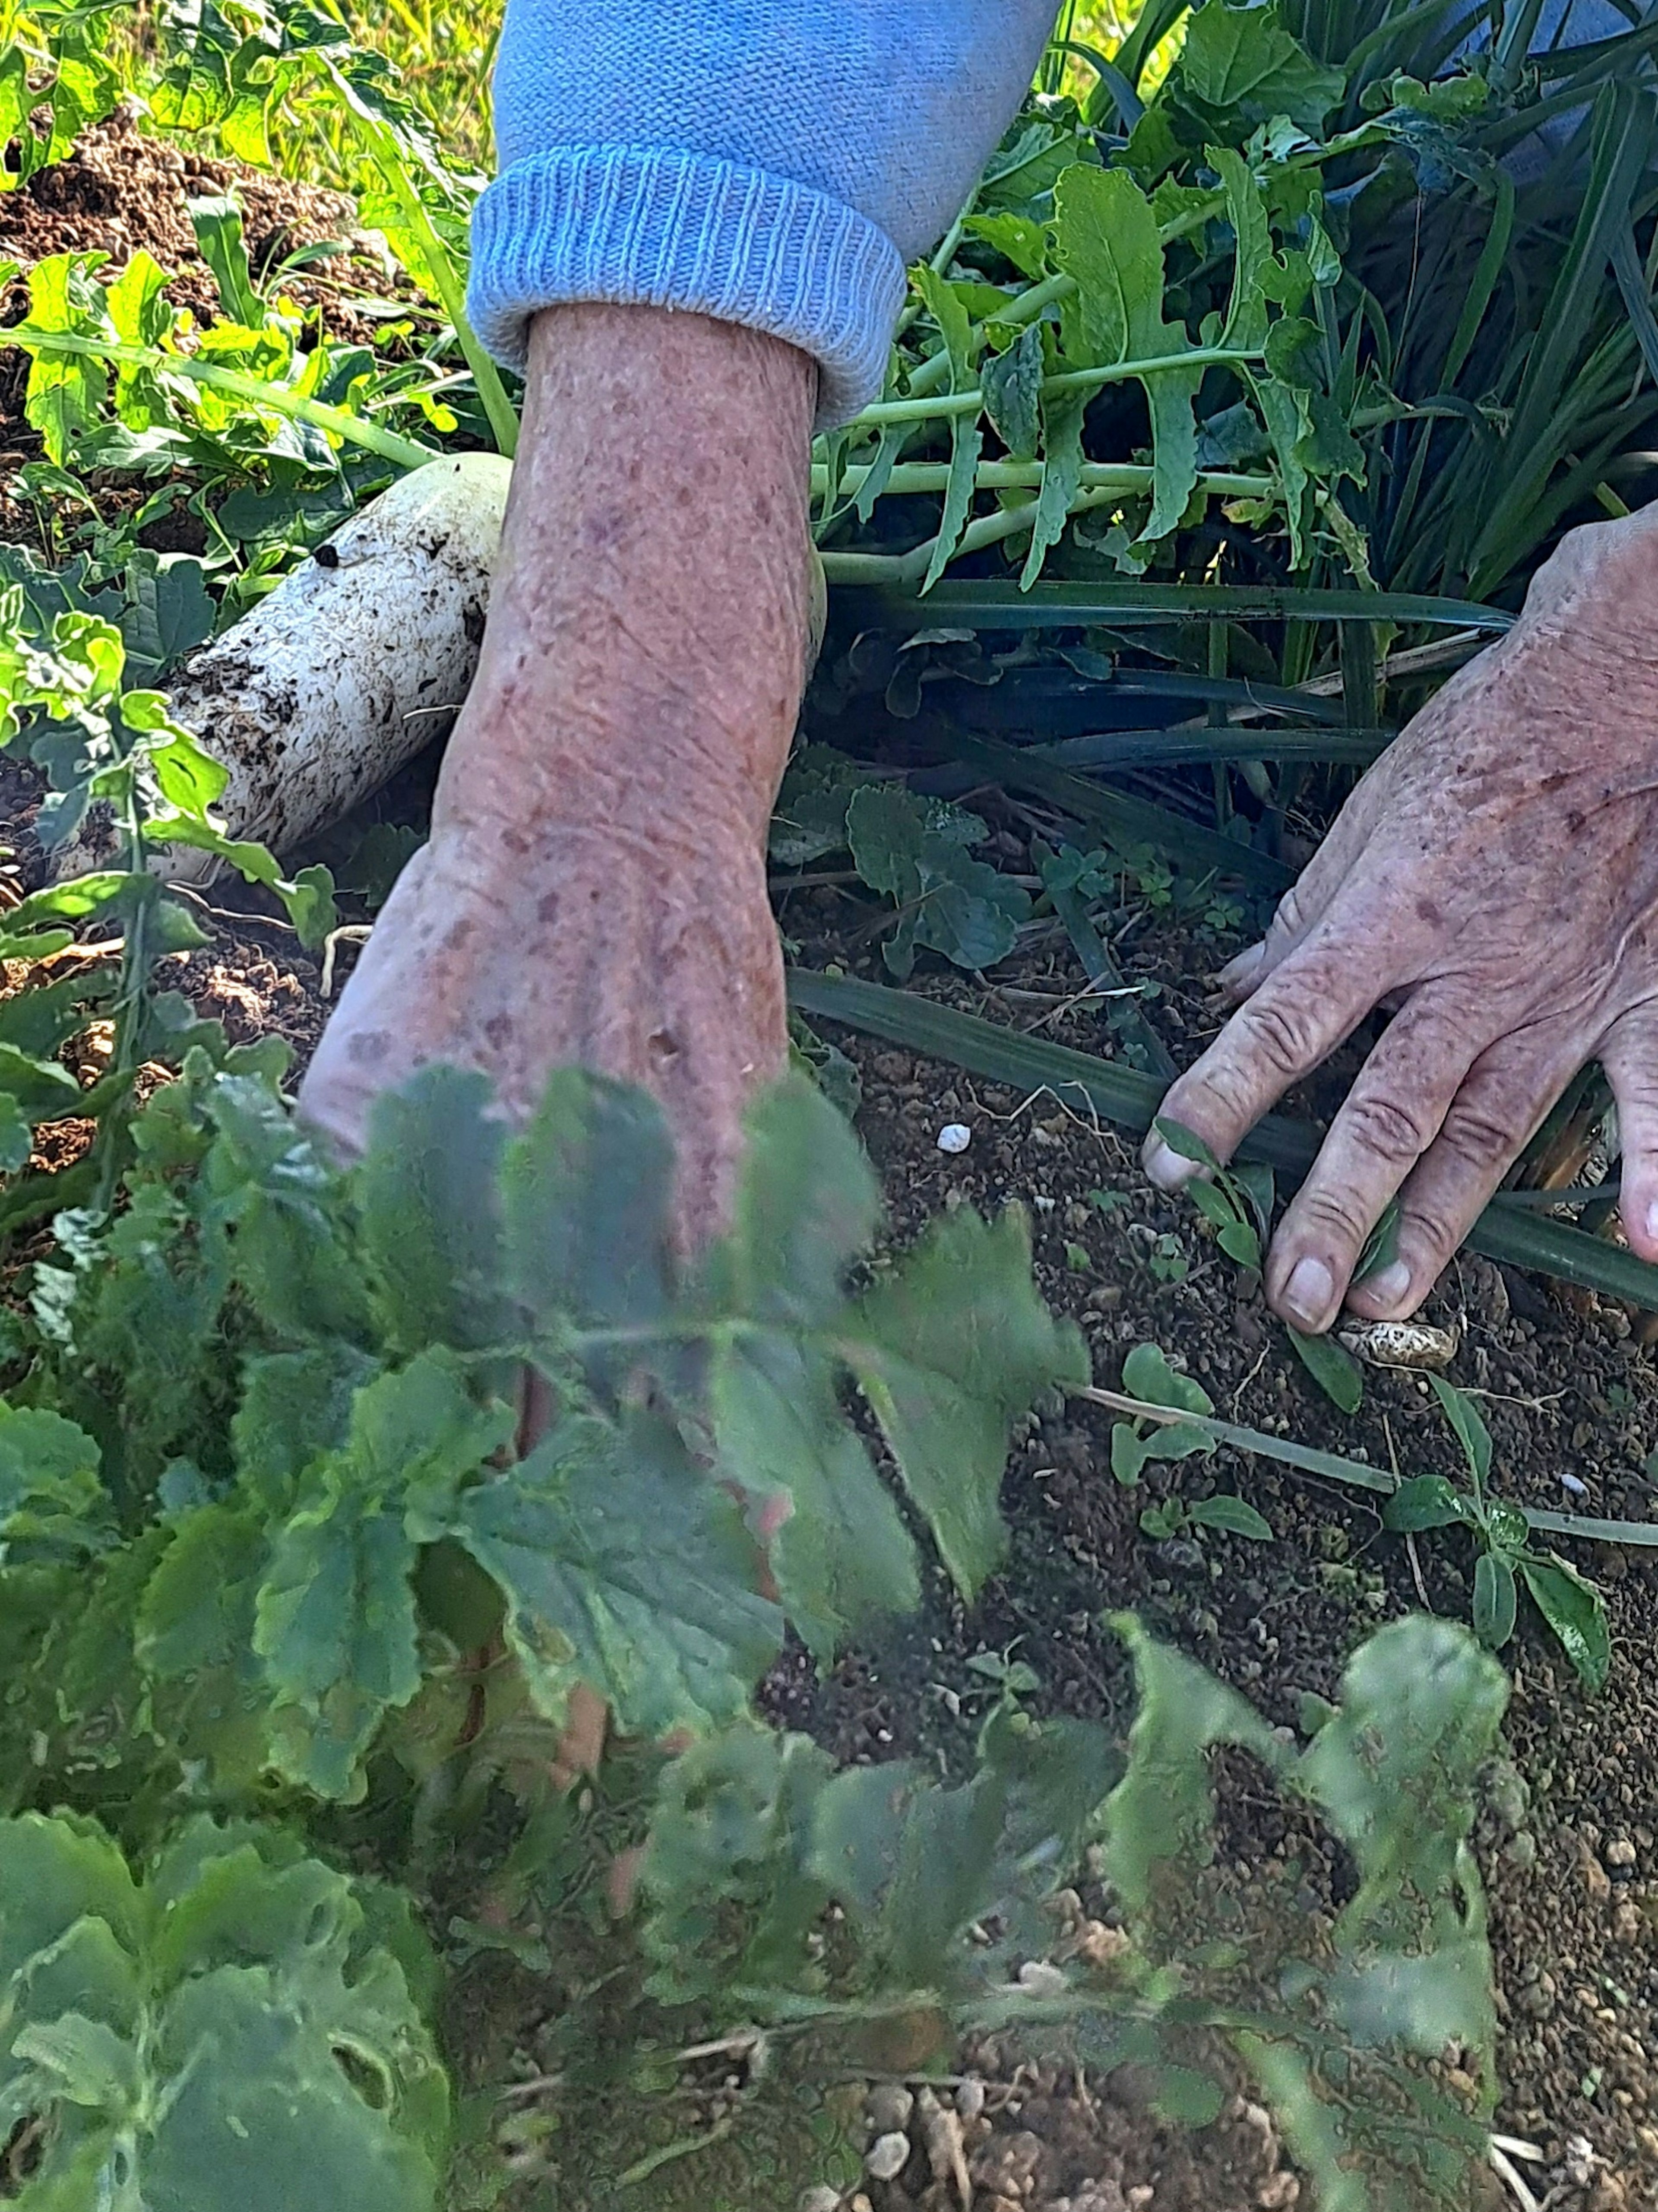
[1,109,1652,2212]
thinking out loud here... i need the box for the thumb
[1599,999,1658,1263]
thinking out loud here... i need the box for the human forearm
[300,303,817,1246]
[467,0,1059,424]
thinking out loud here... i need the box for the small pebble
[1017,1958,1067,1996]
[798,2192,843,2212]
[956,2077,986,2120]
[1561,1471,1588,1497]
[865,2132,911,2182]
[865,2084,914,2135]
[937,1122,972,1154]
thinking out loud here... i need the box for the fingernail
[1282,1255,1334,1329]
[1362,1259,1412,1310]
[1142,1133,1196,1192]
[1645,1201,1658,1251]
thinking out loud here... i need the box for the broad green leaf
[0,1406,108,1557]
[1519,1553,1611,1693]
[1288,1325,1364,1413]
[713,1333,919,1655]
[1187,1493,1273,1540]
[1102,1615,1288,1911]
[1212,146,1272,350]
[981,323,1044,460]
[121,555,217,683]
[769,744,868,867]
[1178,0,1345,133]
[359,1066,509,1354]
[640,1727,837,2000]
[453,1409,782,1740]
[1297,1616,1505,2000]
[0,1093,32,1174]
[845,783,1030,976]
[844,1206,1088,1597]
[705,1077,880,1329]
[809,1759,1008,1991]
[1383,1474,1468,1533]
[203,1077,374,1344]
[500,1067,674,1337]
[232,1344,382,1512]
[136,1503,277,1790]
[0,1812,448,2212]
[255,1480,424,1800]
[1050,164,1202,539]
[1120,1340,1212,1415]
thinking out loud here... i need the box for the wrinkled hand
[1143,507,1658,1333]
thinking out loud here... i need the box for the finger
[1343,1022,1589,1321]
[1599,998,1658,1263]
[1213,769,1401,1005]
[1145,920,1401,1191]
[1265,995,1482,1333]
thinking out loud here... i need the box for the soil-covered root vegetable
[61,452,827,883]
[155,452,514,881]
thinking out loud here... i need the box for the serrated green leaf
[453,1409,783,1741]
[809,1759,1008,1990]
[136,1503,276,1791]
[713,1333,919,1656]
[255,1482,423,1799]
[1050,164,1203,540]
[500,1067,674,1340]
[1103,1615,1288,1911]
[845,782,1031,976]
[705,1076,880,1329]
[0,1406,108,1557]
[1518,1553,1611,1693]
[640,1727,837,2000]
[232,1344,383,1512]
[844,1206,1088,1598]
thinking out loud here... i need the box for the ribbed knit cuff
[467,144,907,429]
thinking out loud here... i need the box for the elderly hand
[1144,505,1658,1333]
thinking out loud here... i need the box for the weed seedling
[1155,1116,1364,1413]
[1110,1342,1273,1540]
[1385,1377,1611,1690]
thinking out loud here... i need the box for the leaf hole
[1,2112,50,2198]
[333,2041,393,2111]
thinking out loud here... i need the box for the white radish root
[60,450,827,883]
[156,451,513,882]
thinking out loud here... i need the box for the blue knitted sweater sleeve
[465,2,1057,425]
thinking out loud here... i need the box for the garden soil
[2,120,1654,2212]
[54,836,1645,2212]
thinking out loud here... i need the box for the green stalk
[5,327,437,470]
[810,459,1273,501]
[356,136,521,460]
[850,345,1257,430]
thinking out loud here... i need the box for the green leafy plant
[1155,1114,1366,1412]
[0,1812,448,2209]
[637,1610,1506,2206]
[1385,1377,1612,1691]
[1109,1342,1270,1550]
